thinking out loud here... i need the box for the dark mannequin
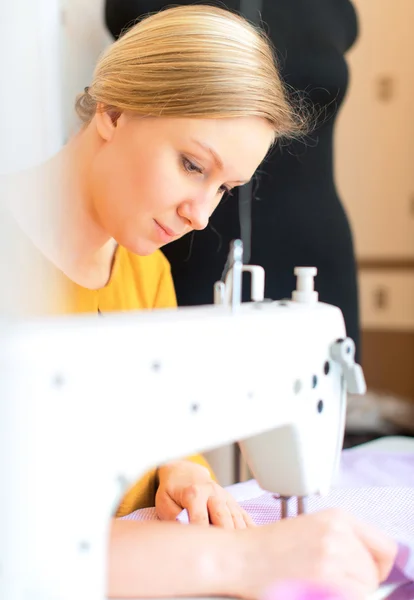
[105,0,360,360]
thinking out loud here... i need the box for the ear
[94,103,122,142]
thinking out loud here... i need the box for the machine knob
[330,337,367,395]
[292,267,318,304]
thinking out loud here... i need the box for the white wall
[0,0,64,174]
[60,0,112,140]
[0,0,111,173]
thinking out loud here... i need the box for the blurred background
[1,0,413,483]
[334,2,414,447]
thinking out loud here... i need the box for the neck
[5,124,116,289]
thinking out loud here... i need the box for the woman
[4,6,394,598]
[106,0,361,363]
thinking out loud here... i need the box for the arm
[108,509,396,599]
[108,518,240,598]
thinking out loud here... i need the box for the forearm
[108,518,244,598]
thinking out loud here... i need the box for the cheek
[90,144,140,219]
[90,139,188,238]
[132,151,188,213]
[211,195,223,215]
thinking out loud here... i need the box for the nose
[177,199,211,231]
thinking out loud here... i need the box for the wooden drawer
[358,270,414,331]
[361,329,414,400]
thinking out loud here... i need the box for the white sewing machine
[0,241,370,600]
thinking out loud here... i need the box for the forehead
[188,117,274,176]
[129,115,274,181]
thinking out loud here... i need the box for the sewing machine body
[0,293,355,600]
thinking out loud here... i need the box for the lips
[156,221,177,237]
[154,220,180,243]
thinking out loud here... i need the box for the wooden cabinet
[359,270,414,400]
[359,271,414,331]
[335,0,414,401]
[335,0,414,260]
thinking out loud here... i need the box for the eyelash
[181,156,233,196]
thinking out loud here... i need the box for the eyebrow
[191,138,250,185]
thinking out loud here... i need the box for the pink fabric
[337,451,414,488]
[123,506,159,521]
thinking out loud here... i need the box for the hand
[155,460,255,529]
[236,508,397,600]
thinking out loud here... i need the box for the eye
[218,184,233,196]
[181,155,232,196]
[181,155,203,175]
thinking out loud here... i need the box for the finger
[207,496,235,529]
[155,491,183,521]
[226,500,251,529]
[318,509,397,584]
[350,517,398,582]
[241,509,256,528]
[231,509,248,530]
[181,485,210,526]
[342,536,380,594]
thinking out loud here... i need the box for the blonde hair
[76,5,305,139]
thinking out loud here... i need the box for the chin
[118,236,161,257]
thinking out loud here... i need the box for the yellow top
[67,245,212,516]
[70,245,177,315]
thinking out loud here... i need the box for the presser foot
[277,496,307,519]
